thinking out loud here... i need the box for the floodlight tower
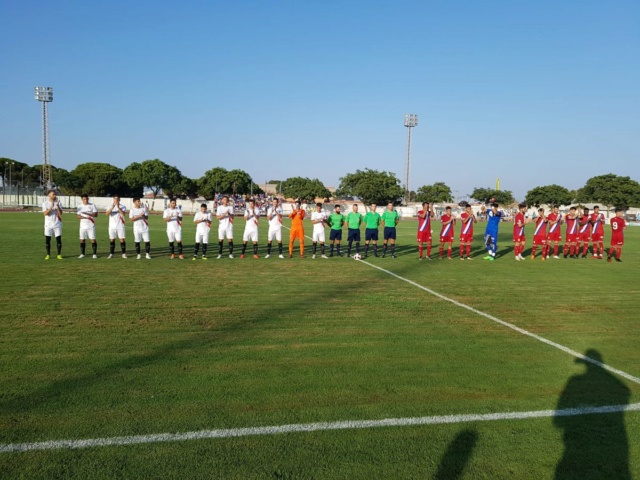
[403,113,418,205]
[35,87,53,190]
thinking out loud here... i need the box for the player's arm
[417,210,426,219]
[163,211,172,223]
[394,213,399,226]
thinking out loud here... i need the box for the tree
[280,177,331,201]
[227,169,255,195]
[122,159,182,197]
[524,184,574,207]
[164,175,199,199]
[51,166,83,195]
[336,169,403,205]
[576,174,640,210]
[415,182,453,203]
[70,162,126,197]
[470,187,515,206]
[198,167,231,199]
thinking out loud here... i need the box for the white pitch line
[2,402,639,453]
[361,260,640,386]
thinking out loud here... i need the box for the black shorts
[365,228,379,241]
[384,227,397,240]
[347,228,361,242]
[330,229,342,241]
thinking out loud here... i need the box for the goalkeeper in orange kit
[288,201,306,258]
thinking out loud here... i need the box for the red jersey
[564,215,578,237]
[547,212,562,237]
[440,214,455,239]
[417,210,432,233]
[513,213,525,238]
[578,214,591,239]
[533,216,548,244]
[460,212,474,235]
[590,213,605,235]
[610,217,626,245]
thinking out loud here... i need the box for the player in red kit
[563,207,579,258]
[439,206,455,259]
[590,205,606,259]
[417,202,435,260]
[458,203,476,260]
[577,207,591,258]
[531,208,549,261]
[607,208,626,262]
[513,203,527,261]
[546,206,563,259]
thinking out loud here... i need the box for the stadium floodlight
[35,87,53,190]
[403,114,418,205]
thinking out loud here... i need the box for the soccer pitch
[0,212,638,479]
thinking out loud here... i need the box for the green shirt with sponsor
[346,212,363,229]
[381,209,399,228]
[329,212,345,231]
[363,211,381,229]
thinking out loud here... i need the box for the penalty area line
[361,261,640,386]
[2,402,639,453]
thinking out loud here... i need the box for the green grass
[0,212,638,479]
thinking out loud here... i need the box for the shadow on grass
[553,349,631,480]
[434,429,478,480]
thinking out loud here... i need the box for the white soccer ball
[353,253,362,261]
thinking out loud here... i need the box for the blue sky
[1,0,639,200]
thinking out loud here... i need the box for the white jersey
[311,211,327,233]
[244,207,260,231]
[217,205,234,230]
[267,206,283,229]
[42,200,64,229]
[77,203,98,229]
[107,203,127,229]
[163,207,183,232]
[194,211,212,235]
[130,206,149,232]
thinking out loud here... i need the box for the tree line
[1,157,639,209]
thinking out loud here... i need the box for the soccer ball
[353,253,362,261]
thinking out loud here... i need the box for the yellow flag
[496,177,500,191]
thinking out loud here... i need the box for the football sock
[382,244,387,255]
[194,244,200,256]
[427,245,432,257]
[419,245,424,257]
[92,242,97,255]
[45,236,51,255]
[110,241,116,255]
[267,242,272,255]
[313,242,317,254]
[218,241,223,255]
[466,245,471,257]
[202,243,207,255]
[460,246,464,257]
[554,245,559,256]
[278,243,283,254]
[355,242,360,254]
[321,244,325,255]
[300,244,304,256]
[56,237,62,254]
[80,242,86,255]
[242,243,247,255]
[617,248,622,259]
[121,241,126,254]
[391,244,395,255]
[447,247,452,258]
[439,246,444,258]
[169,242,175,255]
[253,243,258,255]
[330,244,334,255]
[228,241,233,255]
[135,242,141,254]
[532,246,537,257]
[364,244,369,255]
[178,243,183,255]
[347,242,352,256]
[374,244,378,255]
[145,242,151,254]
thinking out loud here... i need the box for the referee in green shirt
[363,203,381,257]
[328,204,345,257]
[381,201,400,258]
[346,204,363,257]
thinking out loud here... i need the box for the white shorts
[268,227,282,242]
[134,230,150,243]
[167,230,182,243]
[79,226,96,240]
[195,232,210,244]
[44,226,62,237]
[313,230,326,243]
[243,229,258,243]
[218,226,233,240]
[109,227,126,240]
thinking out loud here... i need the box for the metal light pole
[403,114,418,205]
[9,161,13,197]
[34,86,53,190]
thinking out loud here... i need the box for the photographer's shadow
[554,349,631,480]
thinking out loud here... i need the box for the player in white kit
[130,197,151,259]
[193,203,212,260]
[163,198,184,259]
[265,198,284,259]
[106,195,127,259]
[241,199,260,259]
[42,189,64,260]
[77,194,99,259]
[311,203,329,259]
[216,195,234,259]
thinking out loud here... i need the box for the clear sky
[1,0,639,200]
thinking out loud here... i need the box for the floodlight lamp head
[404,113,418,127]
[35,86,53,102]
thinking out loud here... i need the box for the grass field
[0,211,638,479]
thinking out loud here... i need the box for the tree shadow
[433,428,478,480]
[553,349,631,480]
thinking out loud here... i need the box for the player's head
[334,204,341,212]
[465,204,472,212]
[387,201,394,210]
[113,195,120,203]
[615,208,623,217]
[169,198,177,208]
[553,205,559,212]
[370,202,377,211]
[316,202,322,211]
[518,203,526,212]
[593,205,600,212]
[352,204,358,212]
[47,189,56,200]
[538,208,544,214]
[81,194,89,204]
[570,206,576,212]
[445,206,451,213]
[422,202,429,208]
[133,197,141,207]
[295,201,301,209]
[221,195,229,205]
[248,199,255,207]
[200,203,207,212]
[491,203,499,212]
[272,198,279,206]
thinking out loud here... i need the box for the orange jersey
[289,209,306,230]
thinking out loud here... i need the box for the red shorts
[459,233,473,243]
[591,233,604,242]
[440,235,454,243]
[578,232,590,243]
[565,234,577,243]
[533,236,547,246]
[513,235,525,243]
[610,235,624,246]
[547,231,561,242]
[417,231,432,243]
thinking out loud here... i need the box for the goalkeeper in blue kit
[484,203,504,261]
